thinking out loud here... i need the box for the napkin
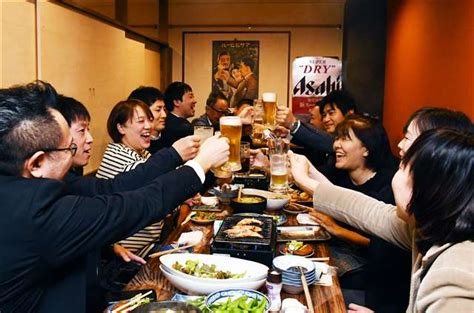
[312,261,333,286]
[177,230,203,246]
[281,298,307,313]
[296,213,319,225]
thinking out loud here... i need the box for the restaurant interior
[1,1,473,313]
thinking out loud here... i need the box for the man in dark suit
[231,57,258,107]
[0,81,229,313]
[160,82,197,147]
[191,90,230,132]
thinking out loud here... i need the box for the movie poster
[292,56,342,117]
[212,40,259,108]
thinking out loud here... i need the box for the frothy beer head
[219,116,242,126]
[262,92,277,102]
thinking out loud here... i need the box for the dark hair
[164,82,193,112]
[335,114,395,171]
[54,95,90,126]
[128,86,164,107]
[217,51,230,60]
[206,90,228,108]
[319,90,357,115]
[402,129,474,253]
[0,81,61,176]
[236,98,254,110]
[107,99,153,143]
[403,107,473,134]
[241,57,255,72]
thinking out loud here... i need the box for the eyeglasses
[42,142,78,157]
[207,105,231,116]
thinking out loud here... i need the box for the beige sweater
[313,183,474,313]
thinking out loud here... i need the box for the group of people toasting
[0,80,472,313]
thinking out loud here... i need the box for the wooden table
[126,205,346,312]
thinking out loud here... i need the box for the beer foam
[219,116,241,125]
[262,92,277,102]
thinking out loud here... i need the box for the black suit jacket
[0,148,202,313]
[291,122,334,167]
[160,113,193,147]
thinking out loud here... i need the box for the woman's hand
[348,303,374,313]
[309,211,341,236]
[113,244,146,265]
[185,193,201,206]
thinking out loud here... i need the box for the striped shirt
[96,143,162,257]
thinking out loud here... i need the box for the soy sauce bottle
[266,268,282,312]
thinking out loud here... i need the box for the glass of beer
[194,125,214,143]
[268,138,289,193]
[262,92,277,130]
[252,99,265,147]
[239,142,251,174]
[219,116,242,172]
[269,153,289,193]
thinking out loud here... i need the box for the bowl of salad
[205,288,270,313]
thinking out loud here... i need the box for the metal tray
[277,226,331,242]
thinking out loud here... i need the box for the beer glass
[219,116,242,171]
[239,142,251,174]
[262,92,277,130]
[269,138,289,193]
[252,99,265,147]
[194,125,213,143]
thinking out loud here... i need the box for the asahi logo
[293,75,342,96]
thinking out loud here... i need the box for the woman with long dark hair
[290,128,473,312]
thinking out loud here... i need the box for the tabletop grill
[211,216,277,267]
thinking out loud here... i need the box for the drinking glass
[239,142,251,174]
[262,92,277,130]
[269,154,289,193]
[194,125,214,143]
[219,116,242,172]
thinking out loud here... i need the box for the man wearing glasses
[0,81,230,313]
[192,90,230,131]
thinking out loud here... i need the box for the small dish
[279,242,314,257]
[190,211,217,224]
[231,195,267,214]
[205,288,270,312]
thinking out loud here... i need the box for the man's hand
[172,135,200,161]
[276,105,296,128]
[194,135,230,172]
[237,106,254,125]
[250,149,270,172]
[113,244,146,265]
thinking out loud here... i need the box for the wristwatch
[289,120,300,133]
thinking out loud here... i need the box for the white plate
[160,253,268,283]
[160,265,266,296]
[273,255,316,273]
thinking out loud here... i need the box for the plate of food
[277,226,331,242]
[190,211,217,224]
[289,190,313,203]
[282,203,311,215]
[279,240,314,257]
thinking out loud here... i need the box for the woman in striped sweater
[97,99,162,262]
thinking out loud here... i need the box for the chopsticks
[180,212,196,226]
[299,266,315,313]
[111,290,153,313]
[289,202,313,212]
[148,242,197,259]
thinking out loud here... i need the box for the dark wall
[342,0,387,118]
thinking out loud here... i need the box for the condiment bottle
[266,268,282,312]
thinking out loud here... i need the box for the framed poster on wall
[183,32,290,117]
[212,40,259,108]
